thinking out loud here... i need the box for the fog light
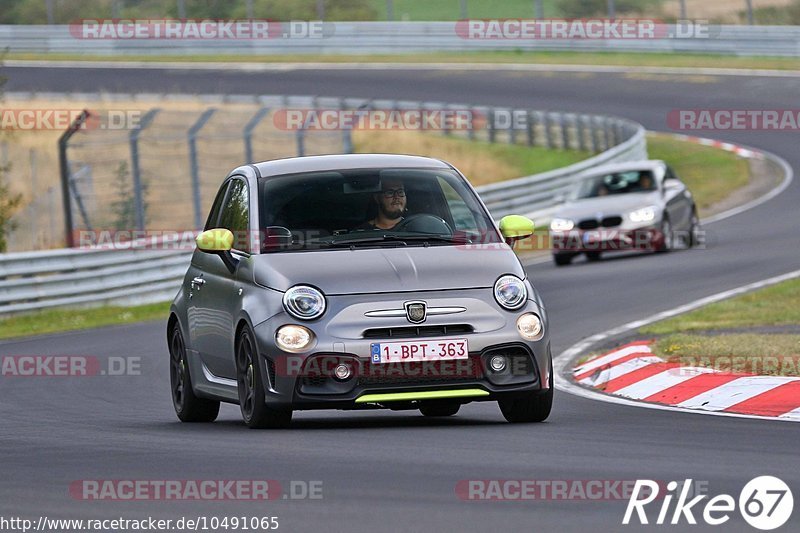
[517,313,544,341]
[276,325,313,353]
[334,363,352,381]
[489,355,507,373]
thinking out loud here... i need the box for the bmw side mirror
[196,228,238,272]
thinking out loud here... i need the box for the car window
[258,168,500,251]
[571,170,656,199]
[204,182,229,230]
[218,178,249,251]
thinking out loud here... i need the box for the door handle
[191,277,206,290]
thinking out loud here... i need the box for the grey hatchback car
[168,154,552,428]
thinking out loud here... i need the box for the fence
[0,93,646,316]
[2,23,800,57]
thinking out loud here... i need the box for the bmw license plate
[370,339,469,364]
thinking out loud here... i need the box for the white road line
[573,344,652,376]
[676,376,800,411]
[779,407,800,421]
[613,366,717,400]
[579,355,663,388]
[6,60,800,78]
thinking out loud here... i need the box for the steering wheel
[393,214,453,235]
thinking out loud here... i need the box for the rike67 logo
[624,477,793,530]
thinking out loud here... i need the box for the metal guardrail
[2,23,800,56]
[0,94,646,316]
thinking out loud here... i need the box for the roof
[252,154,452,178]
[578,160,665,178]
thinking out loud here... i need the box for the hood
[252,245,525,295]
[555,192,662,220]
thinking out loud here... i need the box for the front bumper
[550,226,664,253]
[252,289,551,410]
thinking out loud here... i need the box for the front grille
[357,356,482,387]
[578,216,622,230]
[363,324,473,339]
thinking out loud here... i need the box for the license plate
[370,339,469,364]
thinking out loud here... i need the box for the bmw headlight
[628,206,657,223]
[550,218,575,231]
[494,275,527,310]
[283,285,326,320]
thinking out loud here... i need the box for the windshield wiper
[325,234,472,248]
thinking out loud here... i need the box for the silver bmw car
[168,154,552,428]
[549,160,701,266]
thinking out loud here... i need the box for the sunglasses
[381,188,406,198]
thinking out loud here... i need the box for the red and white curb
[669,134,765,159]
[573,340,800,421]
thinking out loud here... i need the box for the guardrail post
[296,125,306,157]
[577,115,588,152]
[590,117,600,153]
[188,108,216,230]
[58,110,91,248]
[341,98,354,153]
[545,113,556,149]
[243,107,270,163]
[604,117,613,150]
[488,108,496,143]
[560,114,571,149]
[525,111,534,147]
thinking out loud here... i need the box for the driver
[357,178,407,230]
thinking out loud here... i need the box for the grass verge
[647,133,751,215]
[6,51,800,71]
[0,302,171,340]
[641,277,800,376]
[353,130,590,185]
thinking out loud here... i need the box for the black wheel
[499,358,553,423]
[169,325,220,422]
[585,251,602,262]
[688,210,702,248]
[553,253,573,266]
[419,403,461,417]
[656,217,672,253]
[236,327,292,429]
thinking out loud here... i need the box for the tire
[498,358,553,423]
[419,403,461,417]
[236,326,292,429]
[553,253,573,266]
[169,324,220,423]
[585,251,602,262]
[656,217,672,253]
[688,210,702,248]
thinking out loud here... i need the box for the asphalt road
[1,65,799,533]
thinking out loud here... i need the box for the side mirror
[196,228,238,272]
[499,215,535,247]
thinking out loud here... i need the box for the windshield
[257,167,502,252]
[571,170,657,200]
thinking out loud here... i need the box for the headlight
[276,325,314,352]
[517,313,544,341]
[550,218,575,231]
[628,206,657,223]
[494,275,527,310]
[283,285,326,320]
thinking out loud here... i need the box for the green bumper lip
[354,388,490,404]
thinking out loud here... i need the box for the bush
[0,65,24,253]
[557,0,656,18]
